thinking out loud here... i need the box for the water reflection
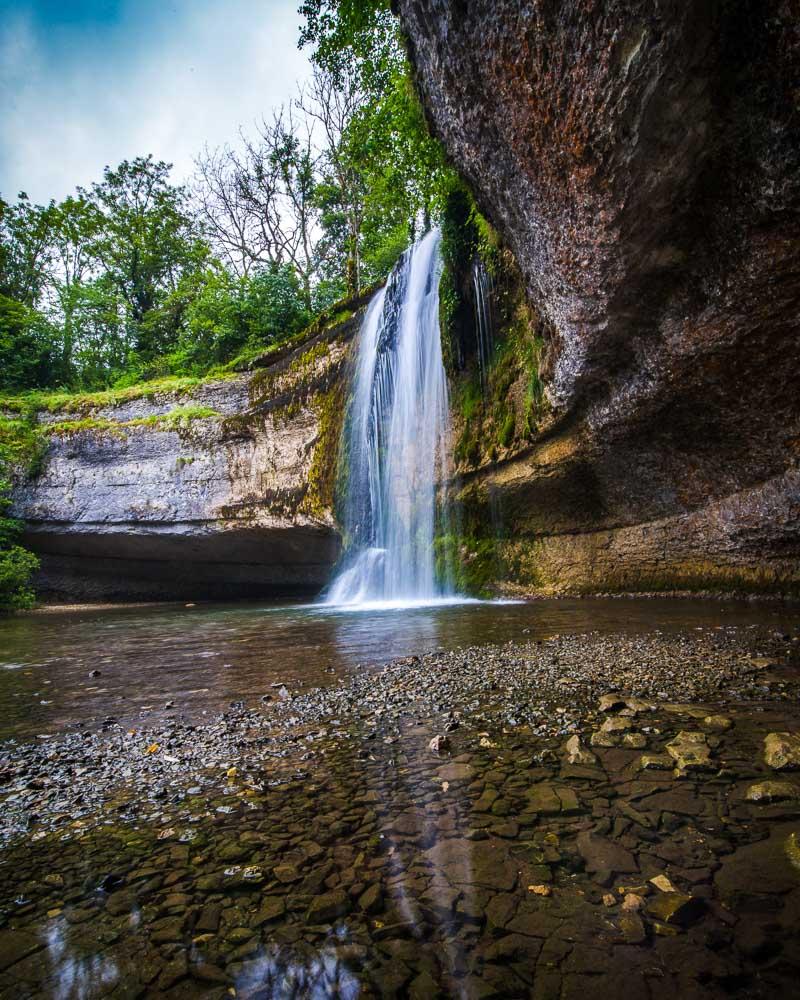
[0,597,792,740]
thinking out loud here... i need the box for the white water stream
[326,229,456,608]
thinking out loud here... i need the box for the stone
[764,733,800,770]
[437,762,473,784]
[576,831,638,875]
[622,733,647,749]
[716,829,800,900]
[358,883,384,914]
[650,875,677,893]
[563,735,598,767]
[745,780,800,803]
[639,754,674,771]
[703,715,732,731]
[619,912,647,944]
[646,893,704,927]
[0,931,43,972]
[429,734,450,754]
[251,896,285,926]
[526,784,562,814]
[527,884,552,897]
[665,731,714,773]
[307,889,350,924]
[598,695,626,713]
[424,838,518,892]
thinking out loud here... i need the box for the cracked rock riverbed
[1,624,799,998]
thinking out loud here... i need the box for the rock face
[399,0,800,594]
[9,311,365,601]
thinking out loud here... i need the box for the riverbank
[1,624,799,996]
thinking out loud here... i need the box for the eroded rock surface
[399,0,800,594]
[9,310,366,600]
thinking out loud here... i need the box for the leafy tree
[0,445,38,611]
[81,155,208,359]
[0,294,62,391]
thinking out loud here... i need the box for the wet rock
[358,882,384,914]
[563,735,597,767]
[428,734,450,755]
[665,731,714,774]
[703,715,732,731]
[525,784,561,814]
[436,762,473,783]
[639,754,674,771]
[745,780,800,803]
[622,733,647,749]
[764,732,800,770]
[307,888,350,923]
[252,896,285,926]
[424,838,518,892]
[591,717,632,748]
[619,911,647,944]
[0,930,43,972]
[576,831,638,875]
[598,695,626,713]
[645,892,704,927]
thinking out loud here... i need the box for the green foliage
[0,440,39,611]
[434,533,501,598]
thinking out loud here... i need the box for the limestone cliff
[400,0,800,594]
[7,308,365,601]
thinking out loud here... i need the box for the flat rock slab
[424,838,518,891]
[437,763,474,783]
[0,930,44,973]
[576,831,638,875]
[715,830,799,901]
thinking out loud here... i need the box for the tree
[300,64,367,295]
[0,445,38,611]
[194,109,320,309]
[0,194,57,308]
[81,156,207,359]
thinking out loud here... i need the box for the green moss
[498,410,515,449]
[0,414,48,478]
[301,379,347,519]
[0,374,236,417]
[434,533,504,597]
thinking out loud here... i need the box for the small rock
[764,732,800,771]
[745,780,800,803]
[620,911,647,944]
[563,735,597,766]
[703,715,732,731]
[622,732,647,749]
[650,875,677,893]
[308,889,351,924]
[429,734,451,755]
[528,884,552,897]
[665,731,714,774]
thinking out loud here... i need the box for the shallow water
[0,597,794,741]
[1,606,800,998]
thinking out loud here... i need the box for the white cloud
[0,1,311,202]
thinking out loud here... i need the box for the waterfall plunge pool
[0,595,794,742]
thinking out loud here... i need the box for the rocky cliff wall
[8,309,365,601]
[400,0,800,594]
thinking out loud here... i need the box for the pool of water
[0,596,794,741]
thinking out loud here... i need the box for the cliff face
[400,0,800,594]
[9,311,363,601]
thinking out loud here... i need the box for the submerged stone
[764,732,800,770]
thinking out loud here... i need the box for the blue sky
[0,0,311,202]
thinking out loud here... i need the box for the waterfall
[472,257,495,392]
[326,229,455,607]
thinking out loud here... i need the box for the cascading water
[472,257,496,392]
[326,229,455,607]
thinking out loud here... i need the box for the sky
[0,0,311,203]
